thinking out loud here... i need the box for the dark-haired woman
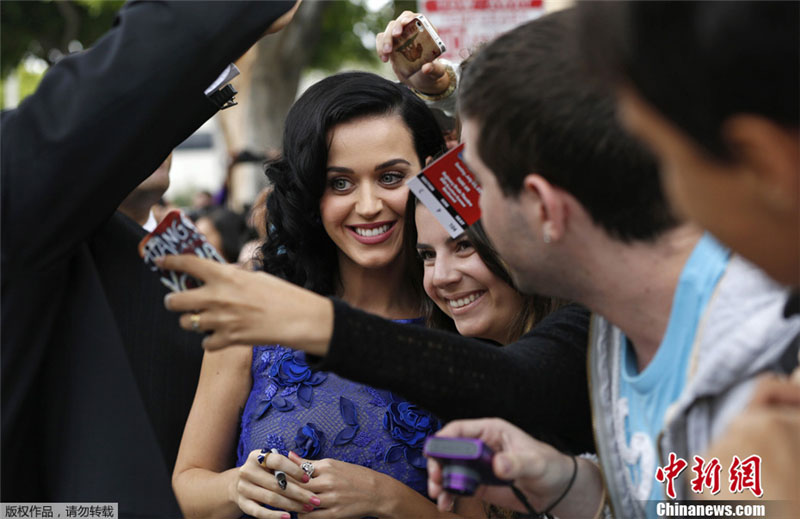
[407,197,571,519]
[407,196,564,345]
[171,72,482,518]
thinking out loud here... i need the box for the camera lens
[442,465,480,496]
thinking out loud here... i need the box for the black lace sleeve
[314,300,595,454]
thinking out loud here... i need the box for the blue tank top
[236,318,441,500]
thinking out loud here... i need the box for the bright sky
[365,0,392,11]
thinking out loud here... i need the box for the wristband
[413,65,457,102]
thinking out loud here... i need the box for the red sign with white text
[407,143,481,239]
[422,0,544,61]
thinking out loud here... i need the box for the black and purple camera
[423,437,510,496]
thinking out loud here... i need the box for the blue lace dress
[236,319,441,514]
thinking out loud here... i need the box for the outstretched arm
[160,255,334,354]
[160,255,593,452]
[320,300,592,452]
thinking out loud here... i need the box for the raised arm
[1,0,296,273]
[375,10,455,98]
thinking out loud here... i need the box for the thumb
[437,492,455,512]
[421,59,447,78]
[494,452,547,481]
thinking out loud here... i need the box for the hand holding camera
[424,437,511,496]
[425,418,602,517]
[376,10,451,95]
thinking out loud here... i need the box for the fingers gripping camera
[424,437,511,495]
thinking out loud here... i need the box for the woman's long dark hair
[260,72,445,297]
[403,195,567,343]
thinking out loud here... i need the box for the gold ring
[190,313,201,332]
[257,448,268,466]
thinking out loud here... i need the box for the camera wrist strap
[510,454,578,519]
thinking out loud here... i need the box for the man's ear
[521,174,566,242]
[722,115,800,210]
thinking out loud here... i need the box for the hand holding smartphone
[138,210,226,293]
[391,15,446,78]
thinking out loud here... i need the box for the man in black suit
[0,1,297,515]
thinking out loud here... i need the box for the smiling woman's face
[320,114,421,271]
[415,203,524,344]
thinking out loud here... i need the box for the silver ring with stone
[301,461,315,477]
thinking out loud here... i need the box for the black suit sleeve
[0,0,295,273]
[315,301,595,454]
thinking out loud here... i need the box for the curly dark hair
[260,71,445,296]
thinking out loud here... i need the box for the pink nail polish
[303,504,314,512]
[310,496,321,506]
[302,474,310,483]
[281,515,290,519]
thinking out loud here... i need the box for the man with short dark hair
[432,9,799,518]
[576,1,799,289]
[576,1,800,511]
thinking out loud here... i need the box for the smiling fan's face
[416,204,524,344]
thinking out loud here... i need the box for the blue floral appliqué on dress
[237,319,441,514]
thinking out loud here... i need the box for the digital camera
[423,437,509,496]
